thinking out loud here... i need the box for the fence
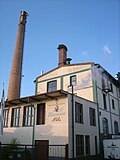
[0,143,68,160]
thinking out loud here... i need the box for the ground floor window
[95,136,98,154]
[36,103,45,125]
[85,135,90,155]
[103,117,109,137]
[3,109,9,127]
[114,121,119,134]
[11,107,20,127]
[76,135,84,156]
[23,105,34,126]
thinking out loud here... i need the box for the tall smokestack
[57,44,68,67]
[7,11,28,100]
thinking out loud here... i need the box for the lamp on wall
[102,85,111,93]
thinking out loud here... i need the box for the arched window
[103,118,109,136]
[114,121,119,134]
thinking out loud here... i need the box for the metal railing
[0,143,68,160]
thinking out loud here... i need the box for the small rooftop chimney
[57,44,68,67]
[66,57,72,65]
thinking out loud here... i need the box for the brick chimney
[57,44,68,67]
[7,11,28,100]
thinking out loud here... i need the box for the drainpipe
[68,84,74,159]
[32,106,36,146]
[95,82,101,154]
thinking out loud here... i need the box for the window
[85,135,90,155]
[36,103,45,125]
[70,75,77,86]
[103,93,107,110]
[3,109,9,127]
[95,136,98,154]
[11,108,20,127]
[76,135,84,156]
[112,99,115,109]
[23,105,34,126]
[89,108,96,126]
[110,83,113,92]
[103,118,109,136]
[119,90,120,98]
[114,121,119,134]
[75,102,83,123]
[47,80,57,92]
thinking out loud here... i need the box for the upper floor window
[89,107,96,126]
[75,102,83,124]
[36,103,45,125]
[47,80,57,92]
[110,83,113,92]
[112,99,115,109]
[11,107,20,127]
[119,90,120,98]
[3,109,9,127]
[23,105,34,126]
[70,75,77,86]
[103,93,107,110]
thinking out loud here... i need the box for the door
[35,140,49,160]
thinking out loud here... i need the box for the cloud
[81,50,89,56]
[103,44,112,54]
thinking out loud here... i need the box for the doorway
[35,140,49,160]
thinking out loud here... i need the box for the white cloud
[103,44,112,54]
[81,50,89,56]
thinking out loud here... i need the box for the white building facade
[35,44,120,152]
[1,44,120,159]
[1,90,99,159]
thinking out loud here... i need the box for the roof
[35,62,120,88]
[5,90,68,107]
[35,61,94,81]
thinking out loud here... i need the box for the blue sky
[0,0,120,99]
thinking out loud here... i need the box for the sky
[0,0,120,99]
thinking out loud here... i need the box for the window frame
[3,109,9,127]
[89,107,96,126]
[70,75,77,86]
[112,99,115,110]
[114,121,119,134]
[76,135,84,156]
[23,105,34,126]
[103,93,107,110]
[47,80,57,92]
[36,103,45,125]
[103,118,109,136]
[11,107,20,127]
[110,83,113,92]
[75,102,83,124]
[85,135,90,155]
[95,136,98,154]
